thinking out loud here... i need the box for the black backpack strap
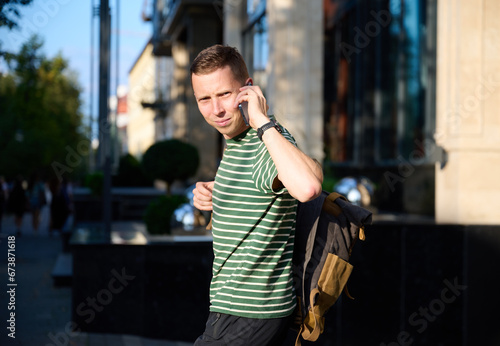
[300,192,327,315]
[296,208,321,346]
[322,192,347,217]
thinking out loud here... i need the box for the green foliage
[0,0,34,30]
[141,139,200,193]
[0,35,85,180]
[143,195,187,235]
[322,175,339,193]
[84,171,103,196]
[321,164,340,192]
[114,153,152,187]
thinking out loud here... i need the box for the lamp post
[98,0,112,236]
[89,1,99,172]
[114,0,120,168]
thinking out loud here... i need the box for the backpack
[292,191,373,345]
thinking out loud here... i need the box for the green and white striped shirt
[209,124,298,319]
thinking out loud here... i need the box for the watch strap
[257,120,282,141]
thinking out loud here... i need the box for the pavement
[0,207,192,346]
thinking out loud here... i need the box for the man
[191,44,323,345]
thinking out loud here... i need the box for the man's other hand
[193,181,214,211]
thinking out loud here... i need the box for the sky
[0,0,152,127]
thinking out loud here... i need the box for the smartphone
[238,82,252,126]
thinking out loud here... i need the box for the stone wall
[435,0,500,224]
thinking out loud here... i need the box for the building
[127,40,174,159]
[116,90,129,155]
[435,0,500,224]
[150,0,223,179]
[150,0,500,224]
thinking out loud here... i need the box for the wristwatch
[257,119,282,141]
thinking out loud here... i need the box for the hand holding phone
[238,82,252,126]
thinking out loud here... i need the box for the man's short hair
[190,44,249,84]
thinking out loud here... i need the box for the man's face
[192,65,248,139]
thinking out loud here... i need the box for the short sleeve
[251,126,297,194]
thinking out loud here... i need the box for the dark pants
[194,312,291,346]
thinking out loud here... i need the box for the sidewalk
[0,207,191,346]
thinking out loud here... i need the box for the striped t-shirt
[209,124,298,319]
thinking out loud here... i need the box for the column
[435,0,500,224]
[266,0,324,161]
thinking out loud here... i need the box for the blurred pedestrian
[49,178,71,235]
[0,176,8,232]
[62,177,74,214]
[61,177,74,231]
[27,173,47,232]
[7,175,28,237]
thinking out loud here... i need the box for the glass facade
[242,0,268,90]
[323,0,437,166]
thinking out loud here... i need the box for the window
[242,0,268,90]
[323,0,437,166]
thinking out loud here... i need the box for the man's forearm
[261,127,323,202]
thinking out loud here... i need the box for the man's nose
[212,99,224,115]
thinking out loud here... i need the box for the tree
[0,35,85,180]
[0,0,33,30]
[114,153,152,187]
[141,140,199,234]
[141,139,200,195]
[0,0,33,58]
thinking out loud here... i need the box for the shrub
[115,153,152,187]
[84,171,103,196]
[143,195,187,235]
[141,139,199,194]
